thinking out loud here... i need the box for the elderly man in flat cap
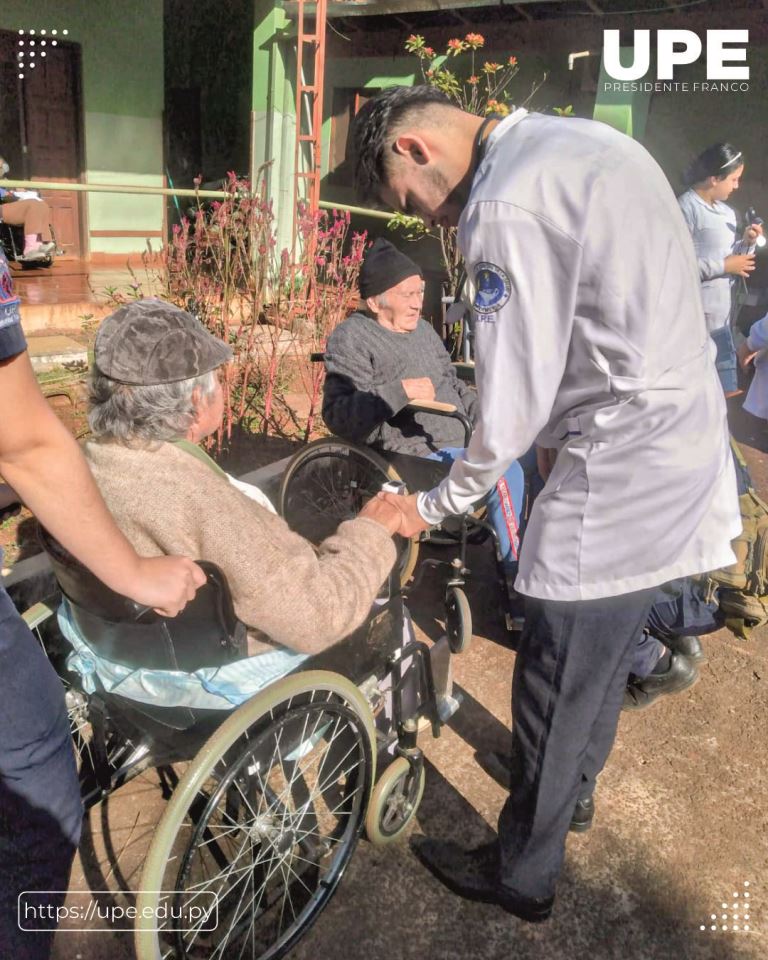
[323,238,526,588]
[82,298,404,667]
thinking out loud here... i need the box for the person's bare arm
[0,352,204,613]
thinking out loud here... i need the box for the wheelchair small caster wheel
[445,585,472,654]
[365,756,425,846]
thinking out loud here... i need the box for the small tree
[405,32,523,117]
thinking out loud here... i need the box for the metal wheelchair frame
[23,532,461,960]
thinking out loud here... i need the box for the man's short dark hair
[351,85,453,205]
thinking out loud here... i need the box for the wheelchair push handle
[130,562,218,623]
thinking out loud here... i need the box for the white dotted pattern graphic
[700,882,754,934]
[15,27,68,80]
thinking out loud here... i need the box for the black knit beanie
[359,238,422,299]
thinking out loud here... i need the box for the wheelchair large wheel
[135,671,377,960]
[279,438,419,588]
[365,756,425,846]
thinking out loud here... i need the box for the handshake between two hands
[358,491,429,538]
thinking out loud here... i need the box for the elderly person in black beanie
[323,237,526,585]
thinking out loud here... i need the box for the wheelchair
[0,214,58,268]
[23,525,460,960]
[279,357,522,647]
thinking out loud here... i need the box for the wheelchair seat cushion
[58,598,309,710]
[58,595,408,712]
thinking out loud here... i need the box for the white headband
[721,152,742,169]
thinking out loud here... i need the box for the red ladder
[293,0,328,244]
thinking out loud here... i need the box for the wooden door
[0,32,24,174]
[22,39,83,258]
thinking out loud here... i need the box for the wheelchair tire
[135,670,377,960]
[365,755,425,846]
[445,586,472,654]
[278,438,419,588]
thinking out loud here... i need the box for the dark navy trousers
[497,587,657,899]
[0,586,82,958]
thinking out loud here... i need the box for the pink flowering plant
[291,204,366,440]
[103,171,365,446]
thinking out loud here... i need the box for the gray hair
[88,369,218,445]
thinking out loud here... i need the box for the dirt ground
[44,397,767,960]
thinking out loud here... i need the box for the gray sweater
[323,311,477,456]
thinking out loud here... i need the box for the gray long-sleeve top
[677,188,752,333]
[322,311,477,456]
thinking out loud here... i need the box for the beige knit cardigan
[85,441,396,655]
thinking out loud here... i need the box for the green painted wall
[0,0,163,255]
[252,0,296,252]
[592,48,651,140]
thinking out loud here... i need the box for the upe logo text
[603,30,749,81]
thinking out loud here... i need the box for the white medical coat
[744,312,768,420]
[418,110,741,601]
[677,188,743,334]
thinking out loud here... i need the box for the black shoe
[662,634,706,664]
[476,751,595,833]
[409,837,554,923]
[623,652,699,711]
[569,796,595,833]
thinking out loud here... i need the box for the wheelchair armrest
[406,399,456,414]
[405,401,473,447]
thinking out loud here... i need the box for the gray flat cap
[94,298,233,385]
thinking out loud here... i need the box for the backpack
[706,440,768,639]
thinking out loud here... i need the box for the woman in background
[0,155,55,261]
[678,143,763,396]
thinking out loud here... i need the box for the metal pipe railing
[0,179,393,220]
[319,200,391,220]
[0,178,228,199]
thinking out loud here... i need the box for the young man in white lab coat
[352,86,741,922]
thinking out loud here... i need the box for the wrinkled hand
[744,223,764,244]
[737,339,759,370]
[725,253,756,278]
[536,445,558,482]
[358,496,406,537]
[126,556,207,617]
[402,377,436,402]
[377,492,430,538]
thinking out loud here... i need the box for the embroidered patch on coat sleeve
[473,262,511,316]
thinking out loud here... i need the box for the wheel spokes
[153,696,368,959]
